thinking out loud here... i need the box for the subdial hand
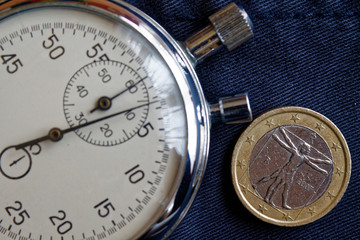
[9,155,26,167]
[90,76,148,113]
[12,101,157,150]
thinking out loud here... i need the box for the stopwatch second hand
[89,76,148,113]
[11,100,158,150]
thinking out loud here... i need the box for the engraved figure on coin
[256,127,332,209]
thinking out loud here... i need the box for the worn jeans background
[126,0,359,239]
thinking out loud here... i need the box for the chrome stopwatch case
[0,1,253,239]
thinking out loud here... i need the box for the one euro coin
[231,107,351,226]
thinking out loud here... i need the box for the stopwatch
[0,1,253,239]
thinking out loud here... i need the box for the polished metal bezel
[0,0,210,239]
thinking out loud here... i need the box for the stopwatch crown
[184,2,254,63]
[209,2,254,51]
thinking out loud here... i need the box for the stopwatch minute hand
[12,101,158,150]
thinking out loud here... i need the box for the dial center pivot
[97,96,112,111]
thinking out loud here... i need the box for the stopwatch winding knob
[209,2,254,51]
[184,2,254,62]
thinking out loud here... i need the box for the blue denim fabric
[127,0,359,239]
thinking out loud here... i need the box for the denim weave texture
[127,0,360,239]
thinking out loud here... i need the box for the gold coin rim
[231,106,351,226]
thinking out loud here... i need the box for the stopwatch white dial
[0,3,190,240]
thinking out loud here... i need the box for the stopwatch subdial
[63,60,150,146]
[0,147,32,180]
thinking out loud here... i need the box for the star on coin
[265,119,275,128]
[240,185,251,195]
[335,167,344,176]
[245,135,255,145]
[331,142,342,152]
[290,114,300,123]
[237,159,246,169]
[327,191,336,200]
[282,213,293,221]
[308,207,316,216]
[315,122,325,131]
[257,204,268,214]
